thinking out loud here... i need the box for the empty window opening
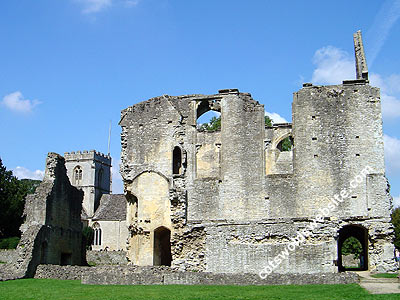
[314,154,318,158]
[74,166,83,185]
[196,100,221,132]
[312,137,317,141]
[277,136,293,151]
[338,225,368,272]
[172,147,182,175]
[356,154,360,157]
[356,136,360,139]
[153,226,172,266]
[312,116,316,120]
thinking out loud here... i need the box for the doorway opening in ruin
[173,146,182,175]
[153,226,172,266]
[40,241,48,264]
[337,225,368,272]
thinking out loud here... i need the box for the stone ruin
[5,153,85,279]
[119,31,397,275]
[0,31,397,284]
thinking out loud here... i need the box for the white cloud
[112,158,124,194]
[124,0,139,7]
[393,196,400,208]
[1,91,41,113]
[265,111,288,124]
[370,73,400,119]
[13,166,44,180]
[384,134,400,175]
[311,46,355,85]
[77,0,112,14]
[75,0,138,14]
[310,46,400,120]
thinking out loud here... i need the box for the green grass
[0,279,399,300]
[371,273,399,279]
[0,260,6,264]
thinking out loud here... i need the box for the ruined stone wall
[292,82,386,218]
[265,124,293,175]
[119,65,396,274]
[13,153,84,278]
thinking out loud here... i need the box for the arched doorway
[338,225,368,271]
[153,226,172,266]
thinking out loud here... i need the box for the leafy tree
[280,137,293,151]
[265,115,272,127]
[199,116,221,132]
[391,207,400,250]
[82,226,94,250]
[341,236,362,259]
[0,158,40,240]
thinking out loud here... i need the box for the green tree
[82,226,94,250]
[391,207,400,250]
[0,158,40,239]
[199,116,221,132]
[341,236,363,259]
[265,115,272,127]
[280,137,293,151]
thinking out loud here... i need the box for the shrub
[0,237,20,249]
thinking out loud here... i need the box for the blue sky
[0,0,399,205]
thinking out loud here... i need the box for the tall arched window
[92,223,102,246]
[173,146,182,175]
[74,166,83,185]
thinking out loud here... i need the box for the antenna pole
[107,120,112,156]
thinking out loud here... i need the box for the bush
[0,237,20,249]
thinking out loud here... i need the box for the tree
[0,158,40,239]
[391,207,400,250]
[82,226,94,250]
[265,115,272,127]
[341,236,363,259]
[199,116,221,132]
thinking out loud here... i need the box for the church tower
[64,150,112,217]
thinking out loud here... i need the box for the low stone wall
[0,249,17,264]
[33,264,359,286]
[34,265,93,280]
[86,250,127,266]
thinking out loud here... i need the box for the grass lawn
[371,273,399,279]
[0,279,399,300]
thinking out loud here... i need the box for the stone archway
[153,226,172,266]
[338,225,368,271]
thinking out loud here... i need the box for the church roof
[93,194,126,221]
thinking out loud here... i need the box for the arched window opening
[173,147,182,175]
[277,136,294,152]
[98,168,104,188]
[337,225,368,272]
[74,166,83,185]
[196,100,221,132]
[92,223,102,246]
[153,226,172,266]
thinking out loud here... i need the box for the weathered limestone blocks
[12,153,85,278]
